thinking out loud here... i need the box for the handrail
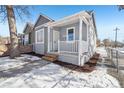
[107,47,124,73]
[58,40,79,53]
[107,47,124,54]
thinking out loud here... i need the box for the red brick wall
[0,44,33,57]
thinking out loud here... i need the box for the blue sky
[0,5,124,42]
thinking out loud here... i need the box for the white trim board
[66,27,75,41]
[35,28,44,44]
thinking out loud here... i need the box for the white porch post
[48,26,50,53]
[78,16,83,65]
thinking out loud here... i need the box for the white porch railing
[58,40,79,53]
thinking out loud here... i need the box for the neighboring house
[32,11,97,66]
[111,41,124,47]
[18,33,24,45]
[22,23,34,45]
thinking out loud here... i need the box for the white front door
[53,31,59,52]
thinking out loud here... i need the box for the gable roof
[50,11,91,27]
[23,22,34,33]
[34,13,54,28]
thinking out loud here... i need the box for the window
[29,33,31,44]
[36,29,44,43]
[67,27,75,41]
[24,34,29,45]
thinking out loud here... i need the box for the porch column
[78,16,83,65]
[48,26,50,53]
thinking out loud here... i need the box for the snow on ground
[55,67,120,88]
[0,54,41,71]
[0,53,121,88]
[95,47,108,58]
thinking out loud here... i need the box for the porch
[47,15,89,53]
[48,40,88,56]
[47,12,90,66]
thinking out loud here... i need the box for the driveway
[0,54,121,88]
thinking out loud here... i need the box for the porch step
[42,54,58,62]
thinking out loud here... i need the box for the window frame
[66,27,75,42]
[35,28,44,44]
[24,34,29,45]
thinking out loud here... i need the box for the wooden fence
[0,44,33,57]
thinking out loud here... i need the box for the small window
[67,27,75,41]
[36,29,44,43]
[29,33,31,44]
[24,34,29,45]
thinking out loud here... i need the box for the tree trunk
[6,5,20,58]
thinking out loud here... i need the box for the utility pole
[114,27,120,48]
[113,27,120,73]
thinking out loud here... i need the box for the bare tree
[118,5,124,11]
[96,39,101,47]
[103,39,111,47]
[0,5,31,58]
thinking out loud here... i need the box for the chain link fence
[107,47,124,72]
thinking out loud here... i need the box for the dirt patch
[53,53,100,73]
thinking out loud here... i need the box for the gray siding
[58,21,87,41]
[59,22,79,41]
[35,15,51,27]
[31,31,35,44]
[34,27,48,54]
[58,55,79,65]
[82,21,87,41]
[34,43,44,54]
[24,23,33,33]
[23,23,34,45]
[82,21,96,59]
[24,25,32,34]
[33,15,52,53]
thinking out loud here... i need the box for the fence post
[116,50,119,73]
[58,40,60,53]
[111,49,113,66]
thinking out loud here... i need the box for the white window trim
[66,27,75,42]
[35,28,44,44]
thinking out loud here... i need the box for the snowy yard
[0,53,121,88]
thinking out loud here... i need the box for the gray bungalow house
[32,11,97,66]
